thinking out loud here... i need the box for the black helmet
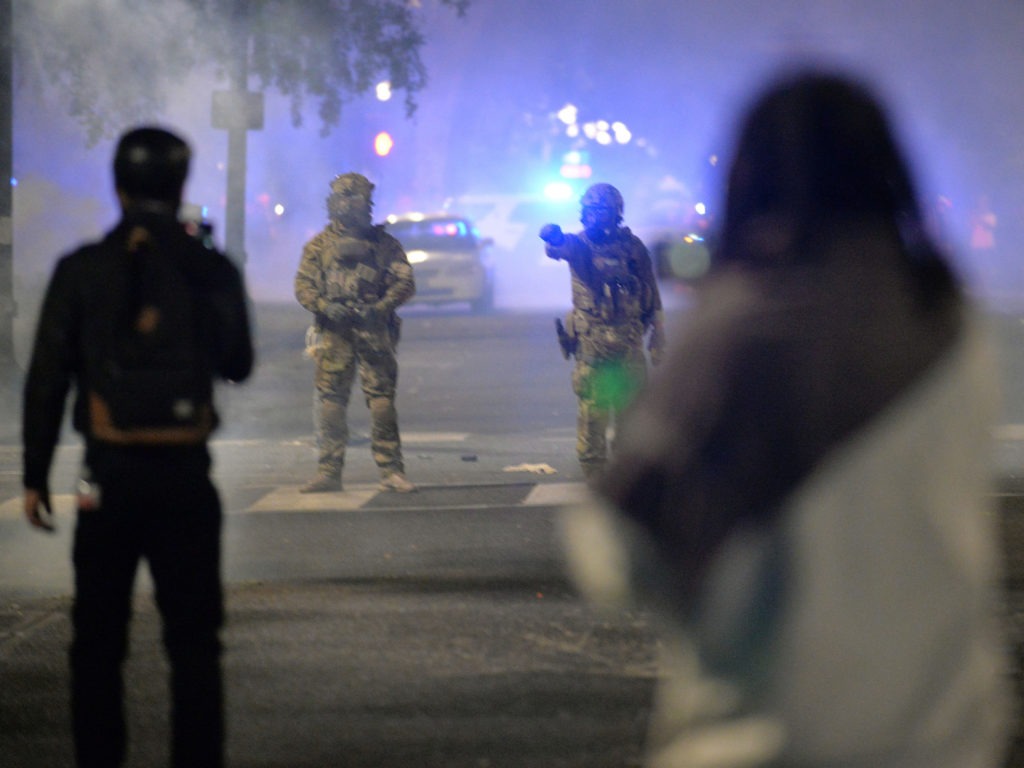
[113,127,191,203]
[580,183,624,218]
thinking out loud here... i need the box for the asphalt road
[1,300,1023,766]
[0,303,660,767]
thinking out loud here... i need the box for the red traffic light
[373,131,394,157]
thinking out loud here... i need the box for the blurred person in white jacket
[564,70,1014,768]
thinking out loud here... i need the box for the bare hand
[24,488,56,532]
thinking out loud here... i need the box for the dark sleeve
[375,232,416,312]
[294,234,327,316]
[22,258,79,491]
[546,234,597,289]
[545,233,588,268]
[207,257,254,383]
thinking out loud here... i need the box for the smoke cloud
[11,0,1024,315]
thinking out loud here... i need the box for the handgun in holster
[555,317,577,360]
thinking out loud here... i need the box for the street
[1,301,1023,766]
[0,303,660,767]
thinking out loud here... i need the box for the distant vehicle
[385,212,495,313]
[443,193,578,260]
[442,193,579,309]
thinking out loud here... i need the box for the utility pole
[0,0,15,374]
[211,4,262,272]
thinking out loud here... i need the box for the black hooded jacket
[22,210,254,491]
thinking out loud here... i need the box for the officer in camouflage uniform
[541,183,665,480]
[295,173,416,493]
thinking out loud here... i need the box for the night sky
[11,0,1024,308]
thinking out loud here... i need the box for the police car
[385,212,495,313]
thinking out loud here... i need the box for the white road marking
[210,432,469,448]
[245,485,378,513]
[241,482,588,514]
[0,494,77,520]
[993,424,1024,441]
[402,432,470,444]
[523,482,590,507]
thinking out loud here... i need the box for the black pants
[71,445,224,768]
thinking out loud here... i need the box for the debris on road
[502,463,557,475]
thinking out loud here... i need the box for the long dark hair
[714,71,956,301]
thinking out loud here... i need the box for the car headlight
[407,250,429,264]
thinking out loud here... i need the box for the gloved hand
[321,301,355,324]
[539,223,564,246]
[355,302,385,325]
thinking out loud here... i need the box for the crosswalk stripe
[0,482,589,520]
[993,424,1024,440]
[210,432,471,448]
[245,485,378,513]
[241,482,588,514]
[0,494,76,520]
[523,482,590,507]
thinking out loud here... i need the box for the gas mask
[582,205,619,242]
[580,183,624,242]
[327,173,374,231]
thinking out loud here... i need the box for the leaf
[13,0,470,143]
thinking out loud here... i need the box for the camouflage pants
[571,351,646,477]
[310,328,404,477]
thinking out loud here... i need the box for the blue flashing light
[10,177,16,187]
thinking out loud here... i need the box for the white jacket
[564,227,1013,767]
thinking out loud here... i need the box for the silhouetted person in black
[23,126,253,768]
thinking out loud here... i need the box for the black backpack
[88,226,214,445]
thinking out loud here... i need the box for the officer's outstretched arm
[540,224,569,261]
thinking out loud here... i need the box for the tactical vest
[574,235,644,325]
[323,231,388,305]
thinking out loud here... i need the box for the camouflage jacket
[546,227,662,329]
[294,222,415,331]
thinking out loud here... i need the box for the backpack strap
[88,391,213,445]
[88,223,215,446]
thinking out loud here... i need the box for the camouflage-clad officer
[541,183,665,479]
[295,173,416,493]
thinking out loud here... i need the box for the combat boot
[379,471,416,493]
[300,473,342,493]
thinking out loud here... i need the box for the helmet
[580,183,624,239]
[114,127,190,203]
[326,172,374,229]
[580,183,624,219]
[329,172,375,200]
